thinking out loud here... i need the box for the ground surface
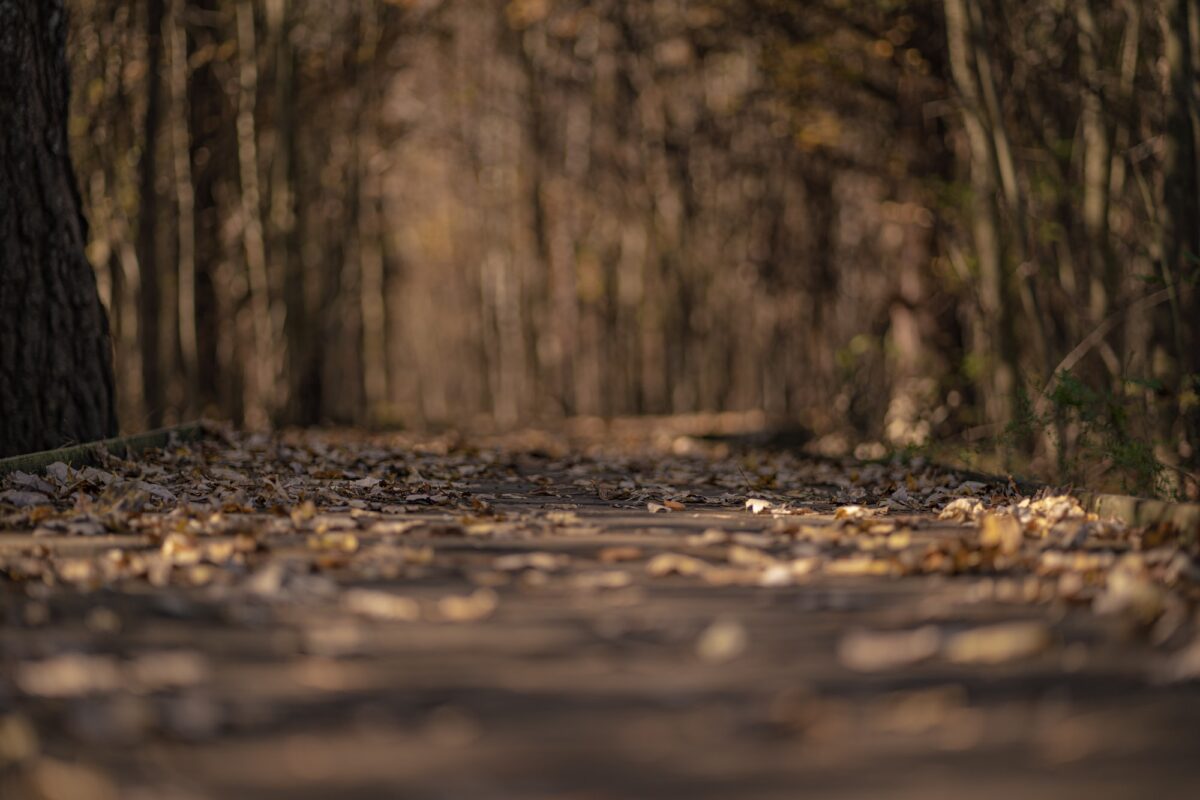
[1,420,1199,799]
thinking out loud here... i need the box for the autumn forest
[57,0,1200,497]
[6,3,1200,796]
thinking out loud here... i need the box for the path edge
[0,422,209,476]
[928,462,1200,536]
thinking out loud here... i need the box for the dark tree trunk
[1162,0,1200,466]
[138,0,166,427]
[0,0,118,457]
[186,0,229,419]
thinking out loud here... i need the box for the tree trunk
[943,0,1017,427]
[0,0,118,457]
[1162,0,1200,466]
[235,0,276,428]
[138,0,166,427]
[169,0,197,411]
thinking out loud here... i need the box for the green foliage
[1003,370,1168,498]
[1048,372,1098,423]
[1004,380,1037,451]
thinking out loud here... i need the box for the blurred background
[67,0,1198,497]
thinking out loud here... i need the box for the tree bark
[138,0,166,427]
[0,0,118,457]
[1162,0,1200,465]
[235,0,276,428]
[169,0,197,410]
[943,0,1017,426]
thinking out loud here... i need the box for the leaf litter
[1,422,1199,785]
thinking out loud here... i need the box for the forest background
[66,0,1200,498]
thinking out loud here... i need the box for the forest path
[1,424,1198,798]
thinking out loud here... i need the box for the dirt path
[2,425,1198,798]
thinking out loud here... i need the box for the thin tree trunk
[359,99,388,422]
[966,0,1049,379]
[236,0,275,427]
[515,25,574,417]
[185,0,225,417]
[1077,2,1117,351]
[943,0,1016,426]
[138,0,166,427]
[169,0,197,410]
[1161,0,1200,465]
[266,0,298,424]
[0,0,118,456]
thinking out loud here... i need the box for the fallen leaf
[127,651,210,691]
[16,654,122,698]
[342,588,421,621]
[493,552,569,571]
[570,570,634,590]
[438,588,498,622]
[939,497,984,522]
[598,546,643,563]
[745,498,774,514]
[825,556,894,577]
[0,489,51,507]
[838,626,941,672]
[646,552,710,577]
[8,471,55,495]
[1093,555,1166,624]
[727,544,778,568]
[979,513,1023,554]
[307,531,360,553]
[161,533,202,566]
[942,622,1051,665]
[834,505,875,520]
[696,617,748,663]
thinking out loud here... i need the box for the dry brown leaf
[834,505,876,520]
[942,622,1051,664]
[343,588,421,621]
[1093,555,1167,624]
[979,513,1023,555]
[161,533,202,566]
[688,528,730,546]
[646,552,709,577]
[838,626,941,672]
[570,570,634,590]
[16,654,123,698]
[493,552,569,572]
[939,498,985,522]
[825,556,894,577]
[727,544,778,568]
[437,588,499,622]
[696,618,748,663]
[307,531,360,553]
[597,546,643,563]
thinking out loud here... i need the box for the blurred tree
[137,0,165,427]
[0,0,117,456]
[1161,0,1200,467]
[55,0,1200,495]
